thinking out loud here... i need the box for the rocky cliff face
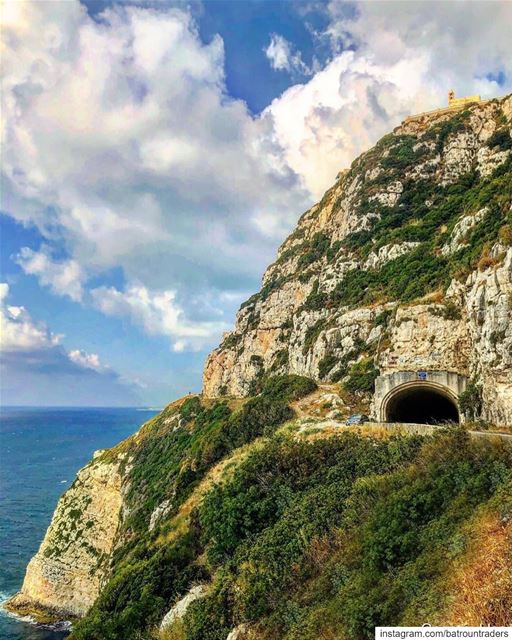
[6,453,125,620]
[5,397,206,624]
[204,95,512,426]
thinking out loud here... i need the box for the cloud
[90,283,229,352]
[1,1,309,294]
[0,282,61,352]
[265,33,313,76]
[263,0,512,198]
[2,0,511,358]
[264,51,433,197]
[0,282,139,404]
[68,349,103,371]
[15,246,85,301]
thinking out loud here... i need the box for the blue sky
[1,0,511,406]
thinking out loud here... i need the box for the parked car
[345,414,370,425]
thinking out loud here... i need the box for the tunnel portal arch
[381,381,459,424]
[374,371,467,425]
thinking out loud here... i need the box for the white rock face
[149,497,174,531]
[370,181,403,207]
[203,95,512,426]
[441,208,487,256]
[465,247,512,425]
[7,456,124,618]
[365,242,420,269]
[476,146,510,177]
[226,624,251,640]
[160,585,208,629]
[442,130,479,185]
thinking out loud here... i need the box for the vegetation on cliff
[70,389,512,640]
[71,375,317,639]
[204,97,512,423]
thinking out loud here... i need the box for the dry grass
[498,223,512,246]
[477,243,500,271]
[465,421,512,435]
[157,620,186,640]
[157,440,263,546]
[443,511,512,626]
[291,384,341,418]
[294,422,411,443]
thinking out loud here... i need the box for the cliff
[6,454,124,620]
[203,94,512,425]
[5,95,512,640]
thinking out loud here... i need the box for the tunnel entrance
[385,384,459,424]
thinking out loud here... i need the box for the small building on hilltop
[402,89,485,126]
[448,89,481,109]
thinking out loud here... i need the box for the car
[345,413,370,425]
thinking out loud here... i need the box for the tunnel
[385,384,460,425]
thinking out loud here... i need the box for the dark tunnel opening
[386,386,459,424]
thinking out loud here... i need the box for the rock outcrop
[160,585,208,630]
[6,454,125,620]
[203,94,512,425]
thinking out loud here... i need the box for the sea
[0,406,159,640]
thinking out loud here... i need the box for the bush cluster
[343,358,379,393]
[71,376,317,640]
[180,430,512,639]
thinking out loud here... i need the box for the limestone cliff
[6,453,125,620]
[203,94,512,425]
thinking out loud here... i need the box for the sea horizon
[1,405,164,410]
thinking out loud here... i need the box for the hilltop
[204,94,512,426]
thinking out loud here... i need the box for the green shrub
[188,430,512,639]
[303,280,328,311]
[381,136,422,171]
[297,232,331,269]
[180,396,203,422]
[375,309,393,327]
[260,374,317,402]
[329,247,449,308]
[344,358,379,393]
[221,333,241,350]
[318,354,338,379]
[430,301,462,321]
[303,318,329,353]
[459,381,483,420]
[72,532,205,640]
[487,128,512,151]
[270,348,289,371]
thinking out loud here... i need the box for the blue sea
[0,406,159,640]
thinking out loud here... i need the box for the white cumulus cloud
[0,282,129,384]
[1,1,308,284]
[68,349,103,371]
[264,0,512,198]
[15,246,85,302]
[2,0,511,353]
[0,282,61,352]
[265,33,313,76]
[90,283,229,352]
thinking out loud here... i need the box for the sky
[1,0,511,407]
